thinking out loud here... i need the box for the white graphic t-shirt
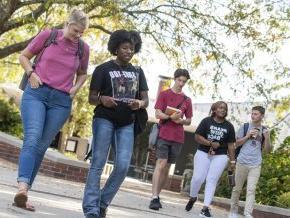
[195,117,236,155]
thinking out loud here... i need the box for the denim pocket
[28,81,43,89]
[24,84,45,99]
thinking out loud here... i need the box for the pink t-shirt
[27,29,90,93]
[155,89,193,143]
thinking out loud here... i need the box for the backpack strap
[46,29,83,59]
[33,29,58,66]
[243,122,249,137]
[176,95,188,109]
[44,29,58,47]
[235,122,249,159]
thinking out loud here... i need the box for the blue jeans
[83,118,134,217]
[18,84,72,186]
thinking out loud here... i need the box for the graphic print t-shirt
[90,60,148,126]
[196,117,236,155]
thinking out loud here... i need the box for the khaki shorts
[156,138,183,163]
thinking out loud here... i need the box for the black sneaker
[158,196,162,208]
[200,207,212,218]
[185,197,197,211]
[149,197,162,210]
[100,207,107,218]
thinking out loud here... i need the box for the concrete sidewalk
[0,159,234,218]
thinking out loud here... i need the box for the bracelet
[98,95,103,104]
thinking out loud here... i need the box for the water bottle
[228,170,235,187]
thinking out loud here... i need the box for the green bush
[256,148,290,206]
[276,192,290,209]
[0,92,23,138]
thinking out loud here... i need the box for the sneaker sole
[199,213,212,218]
[185,206,193,212]
[149,207,159,210]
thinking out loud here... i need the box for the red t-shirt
[154,89,193,143]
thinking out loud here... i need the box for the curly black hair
[108,29,142,55]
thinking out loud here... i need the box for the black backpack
[235,123,266,158]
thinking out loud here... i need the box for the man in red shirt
[149,69,193,210]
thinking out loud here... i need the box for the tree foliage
[0,0,289,137]
[1,1,289,87]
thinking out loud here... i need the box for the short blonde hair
[67,8,89,29]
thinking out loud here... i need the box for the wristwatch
[26,70,34,77]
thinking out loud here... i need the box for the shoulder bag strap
[176,95,188,109]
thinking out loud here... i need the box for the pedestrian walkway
[0,158,234,218]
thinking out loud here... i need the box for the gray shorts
[156,138,183,163]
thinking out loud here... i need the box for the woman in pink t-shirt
[14,8,90,211]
